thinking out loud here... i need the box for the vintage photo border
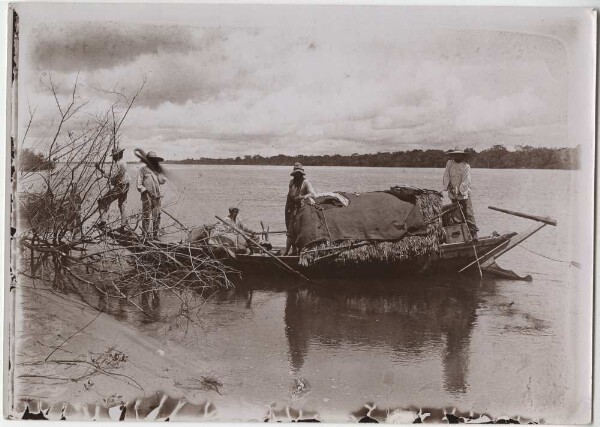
[0,1,597,424]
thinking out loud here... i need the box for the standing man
[96,147,130,231]
[284,162,316,255]
[136,151,166,239]
[442,147,478,240]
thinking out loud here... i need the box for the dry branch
[17,76,234,323]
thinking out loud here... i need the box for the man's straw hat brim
[134,148,164,163]
[447,147,466,155]
[290,162,306,176]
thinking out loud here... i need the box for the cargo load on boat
[293,186,444,267]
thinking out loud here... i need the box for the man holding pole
[96,147,130,231]
[442,147,479,241]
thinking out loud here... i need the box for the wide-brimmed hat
[146,151,164,162]
[111,147,125,157]
[134,148,165,174]
[290,162,306,176]
[446,147,466,155]
[229,206,240,214]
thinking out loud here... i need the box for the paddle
[453,199,482,278]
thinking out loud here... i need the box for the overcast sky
[15,4,595,160]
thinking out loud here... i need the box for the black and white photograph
[4,3,595,423]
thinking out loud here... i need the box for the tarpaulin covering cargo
[294,186,444,267]
[292,191,428,249]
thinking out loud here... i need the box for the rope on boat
[517,244,581,269]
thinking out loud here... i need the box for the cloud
[19,17,572,158]
[455,90,546,133]
[29,22,203,72]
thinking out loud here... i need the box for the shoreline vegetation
[15,78,236,419]
[160,145,579,170]
[19,148,55,171]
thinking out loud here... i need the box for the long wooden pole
[215,216,310,281]
[458,239,510,273]
[480,223,547,268]
[488,206,557,226]
[161,208,188,230]
[455,201,482,278]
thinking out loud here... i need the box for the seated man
[211,207,257,255]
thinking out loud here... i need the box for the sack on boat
[187,225,211,243]
[295,186,444,267]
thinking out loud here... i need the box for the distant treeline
[165,145,580,170]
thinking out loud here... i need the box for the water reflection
[93,273,488,398]
[276,277,480,396]
[140,290,162,324]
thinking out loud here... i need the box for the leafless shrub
[16,75,234,316]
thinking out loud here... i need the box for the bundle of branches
[18,190,82,238]
[16,75,234,319]
[112,233,237,290]
[299,188,443,267]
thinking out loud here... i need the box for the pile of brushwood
[298,186,444,267]
[15,76,233,320]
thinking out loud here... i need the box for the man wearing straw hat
[96,147,130,231]
[442,147,479,240]
[136,151,166,239]
[284,162,316,255]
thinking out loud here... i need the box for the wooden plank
[488,206,557,226]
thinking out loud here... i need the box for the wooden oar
[216,216,310,281]
[488,206,557,226]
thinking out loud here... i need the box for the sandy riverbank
[10,284,243,421]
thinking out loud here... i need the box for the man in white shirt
[136,151,166,239]
[442,147,478,240]
[212,207,258,254]
[96,147,130,230]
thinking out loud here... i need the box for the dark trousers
[453,197,478,238]
[98,183,129,227]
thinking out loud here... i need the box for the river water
[20,165,593,422]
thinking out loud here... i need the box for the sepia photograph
[4,3,595,423]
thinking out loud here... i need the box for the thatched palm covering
[299,187,443,267]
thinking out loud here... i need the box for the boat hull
[106,229,515,279]
[228,234,512,278]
